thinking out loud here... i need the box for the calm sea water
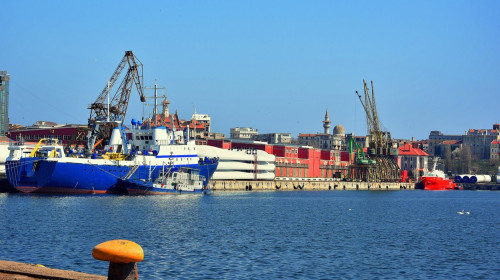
[0,190,499,279]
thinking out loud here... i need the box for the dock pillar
[92,240,144,280]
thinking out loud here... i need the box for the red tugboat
[416,158,462,190]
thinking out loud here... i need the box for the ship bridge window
[136,136,140,140]
[140,136,145,140]
[148,136,153,140]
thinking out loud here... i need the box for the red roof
[298,133,316,137]
[492,140,499,144]
[443,140,459,145]
[398,143,429,156]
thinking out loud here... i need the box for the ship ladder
[124,165,140,180]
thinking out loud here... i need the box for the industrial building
[8,122,88,145]
[206,139,349,180]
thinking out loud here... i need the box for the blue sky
[1,0,499,140]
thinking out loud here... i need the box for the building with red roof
[398,143,429,180]
[463,124,500,160]
[142,96,216,140]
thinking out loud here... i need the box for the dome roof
[333,124,345,135]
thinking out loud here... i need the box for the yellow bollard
[92,240,144,280]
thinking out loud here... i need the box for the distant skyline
[1,0,499,140]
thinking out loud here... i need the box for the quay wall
[461,183,500,191]
[210,180,414,191]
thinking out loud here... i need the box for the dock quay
[210,180,414,191]
[0,260,105,280]
[460,183,500,191]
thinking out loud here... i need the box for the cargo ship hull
[6,156,218,194]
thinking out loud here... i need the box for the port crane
[351,80,400,182]
[65,51,146,154]
[355,80,391,153]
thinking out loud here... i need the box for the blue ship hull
[6,158,218,194]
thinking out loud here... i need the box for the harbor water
[0,190,499,279]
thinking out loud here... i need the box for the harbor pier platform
[210,180,414,191]
[0,260,105,280]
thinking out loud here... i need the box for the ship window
[140,136,145,140]
[148,136,153,140]
[136,136,140,140]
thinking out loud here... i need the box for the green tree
[444,144,452,172]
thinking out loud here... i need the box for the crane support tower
[352,80,400,182]
[65,51,146,155]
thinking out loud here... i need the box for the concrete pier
[210,180,414,191]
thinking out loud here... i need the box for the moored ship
[5,123,218,194]
[116,166,213,195]
[416,159,461,190]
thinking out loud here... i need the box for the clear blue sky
[2,0,499,140]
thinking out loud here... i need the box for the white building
[230,127,258,140]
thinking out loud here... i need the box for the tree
[444,144,452,172]
[461,146,472,173]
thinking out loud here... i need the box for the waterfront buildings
[427,131,462,156]
[144,96,222,140]
[463,124,500,160]
[254,133,292,144]
[428,124,500,160]
[397,143,429,180]
[230,127,258,140]
[491,140,499,161]
[206,139,348,180]
[8,122,88,145]
[296,110,345,150]
[0,71,9,137]
[297,126,344,150]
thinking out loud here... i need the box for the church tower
[162,97,170,117]
[323,109,331,134]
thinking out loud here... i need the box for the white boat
[117,167,210,195]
